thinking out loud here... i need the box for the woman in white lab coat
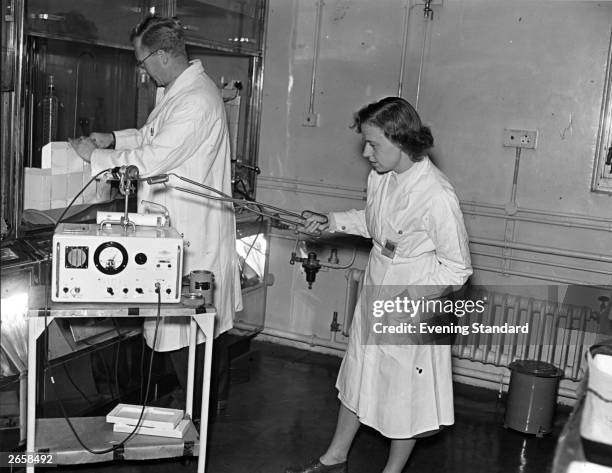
[288,97,472,473]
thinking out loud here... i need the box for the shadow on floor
[36,340,569,473]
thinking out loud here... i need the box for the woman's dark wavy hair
[130,15,187,59]
[352,97,434,161]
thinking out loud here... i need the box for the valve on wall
[289,251,321,289]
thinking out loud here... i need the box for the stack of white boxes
[24,142,109,210]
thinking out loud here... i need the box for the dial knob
[65,247,88,268]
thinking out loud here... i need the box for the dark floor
[12,340,570,472]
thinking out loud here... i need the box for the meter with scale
[93,241,128,275]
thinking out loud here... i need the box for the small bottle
[41,74,59,144]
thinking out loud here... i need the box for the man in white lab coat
[71,15,242,419]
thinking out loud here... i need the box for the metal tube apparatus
[99,167,330,288]
[144,172,328,236]
[144,172,330,288]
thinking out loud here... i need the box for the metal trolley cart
[25,287,215,473]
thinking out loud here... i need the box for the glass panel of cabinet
[25,37,144,167]
[22,0,266,198]
[174,0,265,55]
[28,0,266,54]
[27,0,150,48]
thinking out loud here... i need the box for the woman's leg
[319,403,361,464]
[381,439,417,473]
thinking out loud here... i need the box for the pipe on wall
[397,1,413,97]
[306,0,324,117]
[261,326,347,352]
[472,263,611,289]
[462,200,612,229]
[258,177,366,201]
[471,237,612,265]
[415,0,434,110]
[268,226,608,289]
[461,207,611,233]
[260,181,610,234]
[470,250,612,277]
[259,175,366,193]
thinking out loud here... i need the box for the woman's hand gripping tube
[300,211,329,236]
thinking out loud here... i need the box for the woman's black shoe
[285,459,347,473]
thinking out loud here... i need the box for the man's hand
[89,132,114,149]
[68,136,96,163]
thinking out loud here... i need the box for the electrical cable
[54,167,112,231]
[139,334,146,403]
[49,285,163,454]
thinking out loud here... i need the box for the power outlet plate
[503,129,538,149]
[303,113,320,127]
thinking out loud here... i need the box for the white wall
[256,0,612,395]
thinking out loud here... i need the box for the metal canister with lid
[189,270,214,305]
[504,359,564,437]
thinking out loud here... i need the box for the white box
[106,404,183,430]
[51,174,68,201]
[112,419,190,439]
[24,200,50,211]
[41,142,84,175]
[66,172,85,204]
[24,168,51,209]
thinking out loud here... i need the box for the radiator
[342,274,604,381]
[452,288,603,381]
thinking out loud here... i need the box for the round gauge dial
[93,241,128,275]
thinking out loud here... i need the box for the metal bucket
[504,360,564,437]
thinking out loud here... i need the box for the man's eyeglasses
[135,49,160,68]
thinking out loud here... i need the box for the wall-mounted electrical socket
[303,112,320,127]
[503,129,538,149]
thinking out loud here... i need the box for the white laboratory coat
[90,60,242,349]
[331,157,472,438]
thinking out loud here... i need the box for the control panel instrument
[52,223,183,303]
